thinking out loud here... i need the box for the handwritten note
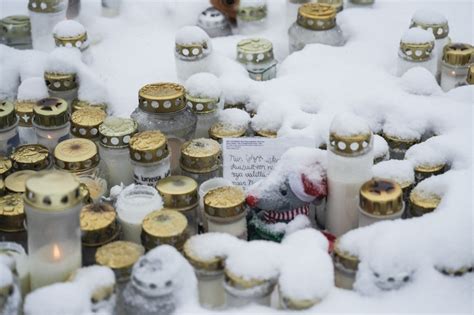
[223,137,315,189]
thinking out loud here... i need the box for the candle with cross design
[32,97,70,151]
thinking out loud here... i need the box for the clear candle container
[80,203,120,266]
[410,10,450,82]
[99,117,137,187]
[129,131,171,187]
[333,238,359,290]
[44,70,78,109]
[180,139,222,185]
[197,7,233,38]
[95,241,145,308]
[414,162,446,184]
[408,188,441,218]
[70,107,107,143]
[204,186,247,239]
[0,158,13,181]
[382,131,420,160]
[130,83,197,174]
[0,242,30,297]
[53,20,92,64]
[54,138,109,203]
[4,170,36,195]
[358,179,404,227]
[24,171,83,290]
[156,176,199,236]
[0,194,28,252]
[0,15,32,49]
[288,3,345,54]
[28,0,67,52]
[397,28,436,77]
[32,97,70,152]
[102,0,122,17]
[237,38,277,81]
[237,0,268,35]
[10,144,51,172]
[440,43,473,92]
[141,210,188,252]
[174,27,213,82]
[15,100,37,145]
[0,101,20,156]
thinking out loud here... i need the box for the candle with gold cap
[53,20,91,64]
[237,38,277,81]
[4,170,37,194]
[141,210,188,252]
[414,162,446,184]
[24,171,83,290]
[15,100,37,144]
[440,43,474,91]
[28,0,67,51]
[237,0,268,35]
[0,194,28,250]
[0,15,32,49]
[333,238,359,290]
[409,188,441,217]
[382,131,420,160]
[10,144,50,171]
[180,139,222,184]
[397,28,436,77]
[0,101,20,155]
[32,97,70,151]
[70,107,107,143]
[44,68,78,109]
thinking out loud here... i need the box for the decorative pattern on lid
[297,3,337,31]
[138,83,186,114]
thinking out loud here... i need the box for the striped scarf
[262,204,310,224]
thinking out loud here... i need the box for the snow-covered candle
[198,177,233,233]
[32,97,70,151]
[53,20,91,64]
[288,3,345,53]
[0,194,27,251]
[27,0,67,51]
[382,129,421,160]
[326,113,373,237]
[180,139,222,185]
[0,101,20,156]
[24,171,83,290]
[70,107,107,143]
[237,0,268,35]
[373,134,389,164]
[333,238,359,290]
[0,242,30,296]
[440,43,473,92]
[141,210,188,251]
[408,188,441,217]
[209,109,250,142]
[237,38,278,81]
[197,7,232,38]
[0,15,32,49]
[397,28,436,77]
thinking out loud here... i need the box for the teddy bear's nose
[246,195,258,207]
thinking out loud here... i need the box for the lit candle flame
[52,244,61,261]
[47,134,53,139]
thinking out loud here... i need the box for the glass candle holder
[0,194,28,252]
[15,100,37,145]
[10,144,51,172]
[28,0,67,52]
[131,83,197,174]
[440,43,473,92]
[209,122,247,143]
[237,38,278,81]
[5,170,37,195]
[180,139,222,185]
[0,242,30,297]
[333,238,359,290]
[54,138,109,203]
[115,184,163,244]
[33,98,70,152]
[141,210,188,252]
[288,3,345,54]
[197,7,233,38]
[397,28,436,77]
[382,131,420,160]
[358,179,404,227]
[53,20,92,64]
[204,186,247,239]
[70,107,107,143]
[237,0,268,35]
[198,177,233,233]
[44,70,78,109]
[408,189,441,218]
[129,131,171,187]
[156,176,199,236]
[80,203,120,266]
[101,0,122,17]
[0,15,32,50]
[99,117,137,188]
[24,171,83,290]
[0,101,20,156]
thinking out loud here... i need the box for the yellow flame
[47,134,53,139]
[52,244,61,261]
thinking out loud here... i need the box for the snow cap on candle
[53,20,88,50]
[175,26,211,60]
[185,73,221,114]
[69,265,116,304]
[329,112,372,157]
[399,28,435,62]
[410,9,449,40]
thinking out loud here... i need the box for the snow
[175,26,210,46]
[185,233,244,261]
[372,159,415,186]
[17,77,49,101]
[45,47,82,74]
[240,0,267,7]
[412,9,447,26]
[115,184,163,224]
[251,109,283,132]
[329,112,371,137]
[373,134,389,160]
[400,27,435,44]
[0,263,13,288]
[70,265,116,294]
[185,72,221,99]
[405,138,448,168]
[217,108,251,129]
[53,20,86,38]
[282,227,329,253]
[76,66,110,106]
[399,67,442,96]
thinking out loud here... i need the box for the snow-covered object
[446,85,474,103]
[53,20,86,39]
[251,109,284,134]
[401,28,435,45]
[217,108,251,130]
[330,112,371,137]
[373,134,389,163]
[399,67,442,96]
[196,7,232,38]
[0,263,21,315]
[412,9,447,25]
[405,139,448,169]
[184,233,244,262]
[185,72,221,99]
[220,75,254,108]
[45,47,82,74]
[175,26,211,47]
[23,283,91,315]
[17,77,49,101]
[28,0,67,52]
[0,46,20,100]
[372,160,415,187]
[237,0,268,35]
[76,67,110,107]
[282,228,329,253]
[397,28,436,77]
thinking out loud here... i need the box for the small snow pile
[400,27,435,44]
[251,109,284,133]
[405,139,448,168]
[17,77,49,101]
[0,263,13,289]
[330,112,371,137]
[411,9,447,25]
[115,184,163,224]
[185,233,244,261]
[220,75,254,105]
[0,46,20,100]
[284,215,312,235]
[77,67,110,105]
[218,108,251,130]
[185,72,221,99]
[411,172,449,200]
[382,118,423,140]
[373,134,389,160]
[53,20,86,38]
[45,47,82,74]
[175,26,211,46]
[446,85,474,103]
[399,67,442,96]
[23,283,92,315]
[282,228,329,253]
[71,265,116,295]
[372,160,415,186]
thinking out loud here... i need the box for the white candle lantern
[237,0,268,35]
[24,171,83,290]
[440,43,473,92]
[53,20,92,64]
[0,101,20,156]
[237,38,277,81]
[397,28,436,77]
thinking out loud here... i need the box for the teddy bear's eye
[280,187,288,196]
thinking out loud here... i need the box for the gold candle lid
[54,138,100,172]
[156,176,198,211]
[71,107,107,140]
[435,265,473,277]
[44,71,78,92]
[95,241,145,282]
[53,22,88,50]
[409,190,441,216]
[141,210,188,251]
[24,170,82,211]
[185,95,219,114]
[0,157,13,180]
[237,2,267,22]
[410,15,449,40]
[224,268,268,289]
[5,170,36,193]
[442,43,473,66]
[99,117,138,149]
[33,97,69,128]
[333,238,359,272]
[0,194,25,232]
[15,100,35,127]
[329,132,372,157]
[414,163,446,177]
[129,130,169,163]
[315,0,343,13]
[382,132,420,150]
[468,64,474,85]
[359,179,403,216]
[254,129,277,138]
[209,123,247,141]
[0,15,31,40]
[281,294,321,310]
[180,139,221,174]
[204,186,246,219]
[297,3,337,31]
[237,38,274,65]
[399,41,434,62]
[183,238,224,272]
[71,99,109,114]
[81,203,119,247]
[0,101,17,130]
[138,83,186,114]
[28,0,67,13]
[10,144,50,171]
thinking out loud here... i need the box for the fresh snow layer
[400,27,435,44]
[399,66,442,96]
[185,72,221,99]
[17,77,49,101]
[218,108,251,129]
[373,134,389,159]
[71,265,116,293]
[185,233,244,261]
[45,47,82,74]
[175,26,210,45]
[412,9,448,25]
[372,159,415,186]
[53,20,86,38]
[329,112,371,137]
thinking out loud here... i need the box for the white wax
[30,10,67,52]
[358,206,404,228]
[198,274,226,309]
[397,57,437,77]
[334,267,355,290]
[29,242,82,290]
[35,124,70,152]
[133,157,171,187]
[207,217,247,240]
[440,66,469,92]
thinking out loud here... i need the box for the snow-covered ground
[1,0,473,313]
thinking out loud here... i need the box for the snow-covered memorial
[0,0,472,314]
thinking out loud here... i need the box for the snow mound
[218,108,251,129]
[45,47,82,74]
[400,67,442,96]
[372,160,415,186]
[330,112,371,137]
[175,26,210,45]
[185,72,221,99]
[184,233,244,262]
[412,9,447,25]
[53,20,86,38]
[17,77,49,101]
[400,28,435,44]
